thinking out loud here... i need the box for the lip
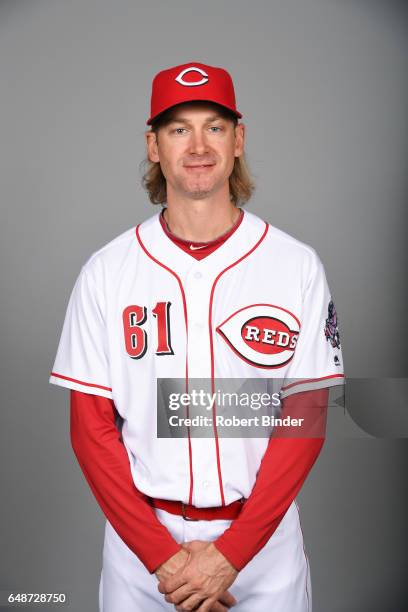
[184,164,215,170]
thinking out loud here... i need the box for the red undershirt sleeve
[213,387,329,571]
[69,389,182,574]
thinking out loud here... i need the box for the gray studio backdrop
[1,1,407,611]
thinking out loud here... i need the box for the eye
[209,126,222,132]
[173,127,187,134]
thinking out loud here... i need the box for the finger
[174,593,205,611]
[208,602,228,612]
[164,584,195,605]
[217,590,237,607]
[196,598,219,612]
[158,574,187,594]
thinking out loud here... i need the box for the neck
[164,184,240,242]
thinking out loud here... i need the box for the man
[50,62,345,611]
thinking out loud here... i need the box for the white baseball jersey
[50,209,344,508]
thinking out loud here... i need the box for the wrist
[205,543,238,574]
[213,539,244,572]
[156,546,189,575]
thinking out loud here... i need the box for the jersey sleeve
[214,388,328,571]
[280,250,345,400]
[70,390,183,573]
[49,264,113,399]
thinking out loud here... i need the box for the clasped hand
[156,540,238,611]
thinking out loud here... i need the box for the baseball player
[49,62,344,611]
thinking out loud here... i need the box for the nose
[188,128,208,156]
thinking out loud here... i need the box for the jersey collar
[136,209,268,279]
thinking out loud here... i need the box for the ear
[234,123,245,157]
[145,130,160,163]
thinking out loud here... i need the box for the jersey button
[194,271,203,280]
[202,480,210,488]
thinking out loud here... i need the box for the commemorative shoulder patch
[324,299,341,349]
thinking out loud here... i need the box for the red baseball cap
[147,61,242,125]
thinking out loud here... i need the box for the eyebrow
[167,114,224,125]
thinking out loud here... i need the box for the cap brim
[147,100,242,125]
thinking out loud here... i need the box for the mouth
[184,164,215,172]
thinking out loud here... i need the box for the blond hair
[141,102,255,206]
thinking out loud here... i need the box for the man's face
[145,102,245,201]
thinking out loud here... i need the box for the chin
[182,178,215,195]
[174,175,224,200]
[188,190,212,200]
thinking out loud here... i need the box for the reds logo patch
[216,304,300,369]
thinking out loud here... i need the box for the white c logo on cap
[175,66,209,87]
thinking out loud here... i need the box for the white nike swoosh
[189,244,208,250]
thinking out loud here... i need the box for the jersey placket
[184,262,223,507]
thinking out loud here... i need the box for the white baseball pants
[98,501,312,612]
